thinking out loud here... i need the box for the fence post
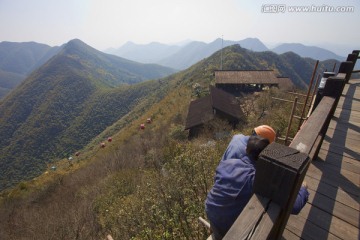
[338,61,355,83]
[223,143,310,240]
[255,143,310,240]
[312,72,336,112]
[319,76,346,134]
[285,97,298,145]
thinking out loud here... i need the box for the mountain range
[0,40,175,99]
[0,38,338,191]
[0,42,60,98]
[106,38,345,70]
[1,38,345,100]
[106,38,269,70]
[0,39,175,190]
[272,43,346,62]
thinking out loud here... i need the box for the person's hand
[301,181,308,189]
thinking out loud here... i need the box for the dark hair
[246,135,270,161]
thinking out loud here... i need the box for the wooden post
[332,62,337,72]
[223,89,342,239]
[255,143,310,240]
[347,53,358,63]
[338,61,355,83]
[285,97,298,145]
[307,74,321,116]
[254,143,309,208]
[320,76,346,136]
[298,60,318,130]
[224,143,310,240]
[223,194,273,240]
[312,71,336,113]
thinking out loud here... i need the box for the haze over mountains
[0,42,60,98]
[272,43,346,62]
[1,37,345,100]
[0,39,175,190]
[0,40,174,99]
[106,37,345,70]
[0,36,339,191]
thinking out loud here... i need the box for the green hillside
[0,39,175,190]
[0,44,340,239]
[0,69,24,98]
[0,41,56,75]
[0,41,60,98]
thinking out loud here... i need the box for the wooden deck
[284,78,360,239]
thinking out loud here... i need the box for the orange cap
[254,125,276,143]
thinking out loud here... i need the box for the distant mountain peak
[272,43,345,61]
[63,38,91,51]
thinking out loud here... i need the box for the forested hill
[216,45,337,88]
[0,39,174,190]
[0,41,60,98]
[0,39,175,99]
[0,43,336,191]
[59,39,175,85]
[0,43,342,239]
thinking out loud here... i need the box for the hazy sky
[0,0,359,55]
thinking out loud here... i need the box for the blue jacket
[205,134,309,236]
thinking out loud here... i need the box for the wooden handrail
[223,73,347,240]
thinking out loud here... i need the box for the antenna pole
[221,35,223,70]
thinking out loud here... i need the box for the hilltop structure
[215,70,294,96]
[185,86,245,138]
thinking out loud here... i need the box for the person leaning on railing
[205,125,309,240]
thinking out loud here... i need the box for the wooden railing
[341,50,360,81]
[222,51,359,239]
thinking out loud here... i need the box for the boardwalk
[284,78,360,239]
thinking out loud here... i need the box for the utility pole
[221,35,223,70]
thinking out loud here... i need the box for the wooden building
[215,70,293,95]
[185,86,244,138]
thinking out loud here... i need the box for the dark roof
[185,86,244,130]
[215,70,279,84]
[210,86,243,119]
[276,77,294,90]
[184,95,214,130]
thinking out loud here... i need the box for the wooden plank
[291,96,335,154]
[320,132,360,155]
[321,135,359,152]
[321,141,360,160]
[304,175,359,210]
[325,125,360,142]
[347,79,360,84]
[286,213,342,240]
[282,229,301,240]
[334,106,360,117]
[332,108,360,123]
[341,82,360,96]
[341,90,360,99]
[328,118,360,136]
[310,160,360,187]
[317,149,360,175]
[336,97,360,111]
[306,188,359,227]
[297,204,359,240]
[223,194,270,240]
[330,113,360,128]
[306,164,359,196]
[341,89,360,99]
[251,202,281,239]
